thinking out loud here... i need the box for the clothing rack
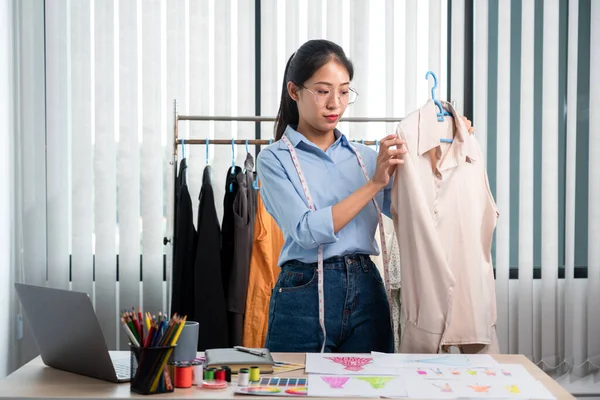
[165,99,405,314]
[172,100,404,155]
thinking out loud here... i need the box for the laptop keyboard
[112,359,130,379]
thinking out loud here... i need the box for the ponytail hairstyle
[274,39,354,141]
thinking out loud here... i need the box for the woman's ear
[287,81,300,102]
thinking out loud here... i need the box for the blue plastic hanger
[425,71,452,122]
[229,138,235,192]
[425,71,453,143]
[205,137,209,165]
[181,138,187,180]
[252,138,272,190]
[375,139,379,152]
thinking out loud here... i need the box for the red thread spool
[174,365,193,388]
[214,368,226,381]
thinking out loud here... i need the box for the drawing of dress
[506,385,521,394]
[433,383,453,393]
[468,384,491,393]
[325,356,373,372]
[320,376,350,389]
[355,377,394,389]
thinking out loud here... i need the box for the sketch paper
[371,352,499,368]
[305,353,400,375]
[307,375,407,398]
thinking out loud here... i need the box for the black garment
[194,165,229,350]
[221,166,242,301]
[228,153,257,346]
[171,159,197,321]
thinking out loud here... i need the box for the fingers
[379,136,406,153]
[461,115,475,135]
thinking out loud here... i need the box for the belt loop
[361,255,369,272]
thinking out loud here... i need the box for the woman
[257,39,472,353]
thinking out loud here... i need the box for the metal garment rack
[172,100,404,155]
[165,99,404,313]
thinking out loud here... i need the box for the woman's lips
[325,115,339,122]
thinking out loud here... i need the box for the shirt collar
[279,124,347,150]
[417,99,478,162]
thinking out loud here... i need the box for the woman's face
[288,59,351,134]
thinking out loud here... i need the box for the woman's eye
[318,90,330,95]
[340,91,349,96]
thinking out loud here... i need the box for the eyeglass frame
[295,83,359,106]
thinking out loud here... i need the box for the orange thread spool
[174,365,193,388]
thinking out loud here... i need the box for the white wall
[0,0,14,379]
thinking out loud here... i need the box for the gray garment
[228,153,257,346]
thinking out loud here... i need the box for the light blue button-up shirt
[257,125,392,265]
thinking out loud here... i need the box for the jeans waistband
[284,253,372,269]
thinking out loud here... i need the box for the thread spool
[238,368,250,387]
[215,368,226,382]
[167,362,176,385]
[249,366,260,382]
[204,367,215,381]
[191,360,203,386]
[174,364,193,388]
[220,366,231,383]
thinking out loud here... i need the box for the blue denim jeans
[265,254,394,353]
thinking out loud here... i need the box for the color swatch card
[402,377,555,399]
[235,376,308,397]
[307,374,407,398]
[371,352,500,368]
[305,353,400,375]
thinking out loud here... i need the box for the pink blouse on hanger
[391,100,499,353]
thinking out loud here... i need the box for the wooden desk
[0,353,574,399]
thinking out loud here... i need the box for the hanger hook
[375,139,379,152]
[229,138,235,192]
[231,138,235,169]
[425,71,438,101]
[181,138,185,159]
[426,71,445,122]
[205,137,209,165]
[245,138,249,154]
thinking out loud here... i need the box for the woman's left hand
[461,116,475,135]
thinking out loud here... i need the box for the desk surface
[0,353,574,399]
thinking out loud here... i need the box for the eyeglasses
[297,84,359,106]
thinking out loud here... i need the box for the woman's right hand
[371,133,407,188]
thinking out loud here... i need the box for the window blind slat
[540,0,560,368]
[70,0,94,299]
[140,0,164,315]
[45,0,70,290]
[117,0,141,350]
[518,0,535,361]
[495,0,511,354]
[93,0,118,350]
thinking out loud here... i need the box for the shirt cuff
[306,206,338,245]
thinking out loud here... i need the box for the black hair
[274,39,354,141]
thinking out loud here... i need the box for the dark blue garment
[264,254,393,353]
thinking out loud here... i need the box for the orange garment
[242,191,285,347]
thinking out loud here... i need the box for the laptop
[14,283,130,383]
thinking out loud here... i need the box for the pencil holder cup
[173,321,199,362]
[130,345,176,395]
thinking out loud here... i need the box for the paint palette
[235,376,308,397]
